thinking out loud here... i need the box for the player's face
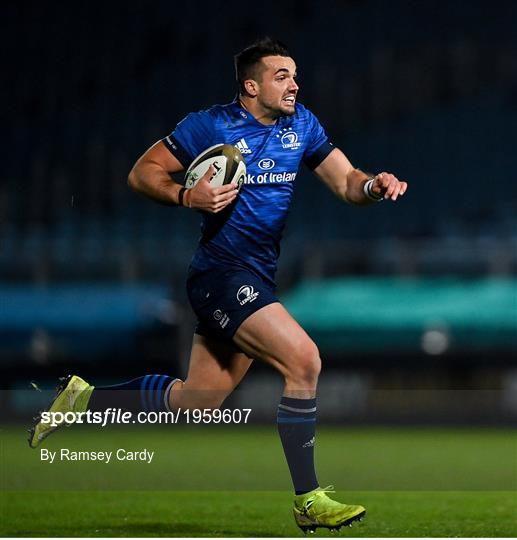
[255,56,299,116]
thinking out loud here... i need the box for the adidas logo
[235,138,252,154]
[302,436,315,448]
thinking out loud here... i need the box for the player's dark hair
[234,37,291,95]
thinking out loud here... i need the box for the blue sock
[88,375,178,413]
[277,396,319,495]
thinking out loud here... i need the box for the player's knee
[287,341,321,386]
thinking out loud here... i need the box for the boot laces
[304,486,336,512]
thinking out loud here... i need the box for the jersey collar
[230,99,291,129]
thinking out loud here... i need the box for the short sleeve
[302,110,334,170]
[161,110,215,168]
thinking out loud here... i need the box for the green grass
[2,490,515,537]
[1,425,516,536]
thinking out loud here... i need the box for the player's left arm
[313,147,408,205]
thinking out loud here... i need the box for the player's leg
[234,302,320,492]
[86,334,251,414]
[234,302,320,398]
[169,333,252,410]
[233,302,365,531]
[28,371,179,448]
[28,334,251,448]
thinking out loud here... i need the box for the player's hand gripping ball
[185,144,246,191]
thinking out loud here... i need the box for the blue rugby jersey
[162,100,334,287]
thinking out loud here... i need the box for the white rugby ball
[185,144,246,191]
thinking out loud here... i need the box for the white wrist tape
[363,178,383,201]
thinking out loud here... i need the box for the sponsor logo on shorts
[213,309,230,329]
[237,285,259,306]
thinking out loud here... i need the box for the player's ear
[244,79,258,97]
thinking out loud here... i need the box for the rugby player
[29,37,407,532]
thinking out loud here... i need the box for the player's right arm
[128,141,238,213]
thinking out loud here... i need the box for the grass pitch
[3,490,516,537]
[1,425,516,537]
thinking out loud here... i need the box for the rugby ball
[185,144,246,191]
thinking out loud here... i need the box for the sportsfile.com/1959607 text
[40,408,252,427]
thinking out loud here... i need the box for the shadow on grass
[4,522,285,538]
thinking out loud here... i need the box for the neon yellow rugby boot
[28,375,94,448]
[293,486,366,533]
